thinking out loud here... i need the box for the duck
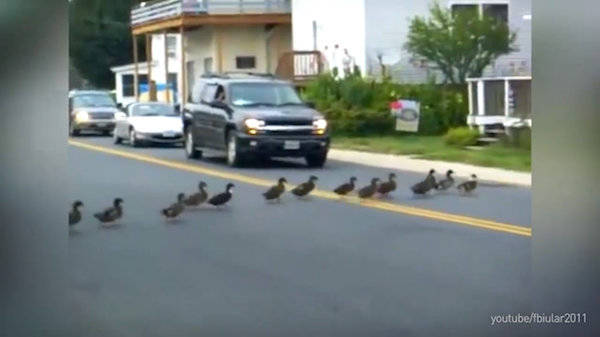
[435,170,455,191]
[291,175,318,198]
[377,173,397,197]
[208,183,235,208]
[69,200,84,226]
[184,181,208,207]
[93,198,123,224]
[333,176,357,196]
[162,193,186,219]
[263,177,287,202]
[411,169,437,195]
[358,178,380,199]
[457,174,478,194]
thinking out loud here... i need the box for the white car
[113,102,184,147]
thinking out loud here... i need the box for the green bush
[303,73,468,135]
[444,127,480,146]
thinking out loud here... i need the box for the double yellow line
[69,140,532,237]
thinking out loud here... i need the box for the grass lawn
[331,135,531,172]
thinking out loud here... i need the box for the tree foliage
[406,2,517,84]
[69,0,145,89]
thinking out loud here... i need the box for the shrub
[444,127,480,146]
[303,74,469,135]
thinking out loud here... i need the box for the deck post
[133,34,139,102]
[180,25,186,106]
[146,34,152,101]
[477,80,485,133]
[504,79,510,117]
[164,30,170,103]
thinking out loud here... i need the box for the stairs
[476,125,505,146]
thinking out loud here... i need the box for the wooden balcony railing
[131,0,291,26]
[275,51,324,83]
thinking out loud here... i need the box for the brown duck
[94,198,123,224]
[291,176,318,198]
[333,176,357,196]
[358,178,380,199]
[69,200,84,226]
[263,177,287,202]
[377,173,397,196]
[162,193,186,219]
[184,181,208,207]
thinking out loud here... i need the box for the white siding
[292,0,366,75]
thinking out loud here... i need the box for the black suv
[182,74,330,167]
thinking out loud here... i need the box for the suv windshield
[229,83,304,107]
[72,94,116,108]
[131,104,177,117]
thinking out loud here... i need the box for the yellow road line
[69,140,532,237]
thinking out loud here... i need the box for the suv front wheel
[184,127,202,159]
[226,131,245,167]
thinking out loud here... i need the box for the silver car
[69,90,119,136]
[113,102,184,147]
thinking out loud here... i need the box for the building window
[167,36,177,59]
[483,4,508,24]
[122,74,148,97]
[451,3,509,24]
[235,56,256,69]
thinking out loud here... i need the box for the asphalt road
[68,135,531,337]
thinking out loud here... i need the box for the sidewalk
[328,148,531,187]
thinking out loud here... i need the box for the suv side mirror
[210,100,228,109]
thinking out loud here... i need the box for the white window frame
[448,0,509,24]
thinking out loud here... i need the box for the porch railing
[131,0,291,26]
[275,51,324,83]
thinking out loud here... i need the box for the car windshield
[229,83,305,107]
[131,104,177,117]
[72,94,116,108]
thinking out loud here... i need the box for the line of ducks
[68,169,477,226]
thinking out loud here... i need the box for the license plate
[97,123,107,127]
[284,140,300,150]
[162,131,176,137]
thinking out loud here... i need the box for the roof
[110,61,157,73]
[199,72,291,85]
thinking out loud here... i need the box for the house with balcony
[122,0,324,107]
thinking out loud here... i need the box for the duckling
[162,193,186,219]
[358,178,380,199]
[93,198,123,225]
[208,183,235,208]
[411,169,437,195]
[377,173,397,197]
[435,170,455,191]
[333,176,357,197]
[457,174,478,195]
[184,181,208,207]
[291,175,318,198]
[69,200,84,226]
[263,177,287,202]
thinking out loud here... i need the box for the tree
[405,2,517,84]
[69,0,145,89]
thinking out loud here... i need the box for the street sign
[390,100,420,132]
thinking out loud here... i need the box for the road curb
[328,148,531,188]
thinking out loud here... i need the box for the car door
[192,83,218,147]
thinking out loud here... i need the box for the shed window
[236,56,256,69]
[122,74,148,97]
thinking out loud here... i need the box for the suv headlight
[313,118,327,134]
[75,110,89,122]
[244,118,265,134]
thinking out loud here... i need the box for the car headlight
[75,110,89,122]
[244,118,265,134]
[313,118,327,134]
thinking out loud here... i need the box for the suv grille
[264,119,312,126]
[90,112,114,120]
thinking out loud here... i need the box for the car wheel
[69,123,80,137]
[184,127,202,159]
[226,131,245,167]
[129,129,140,147]
[305,152,327,168]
